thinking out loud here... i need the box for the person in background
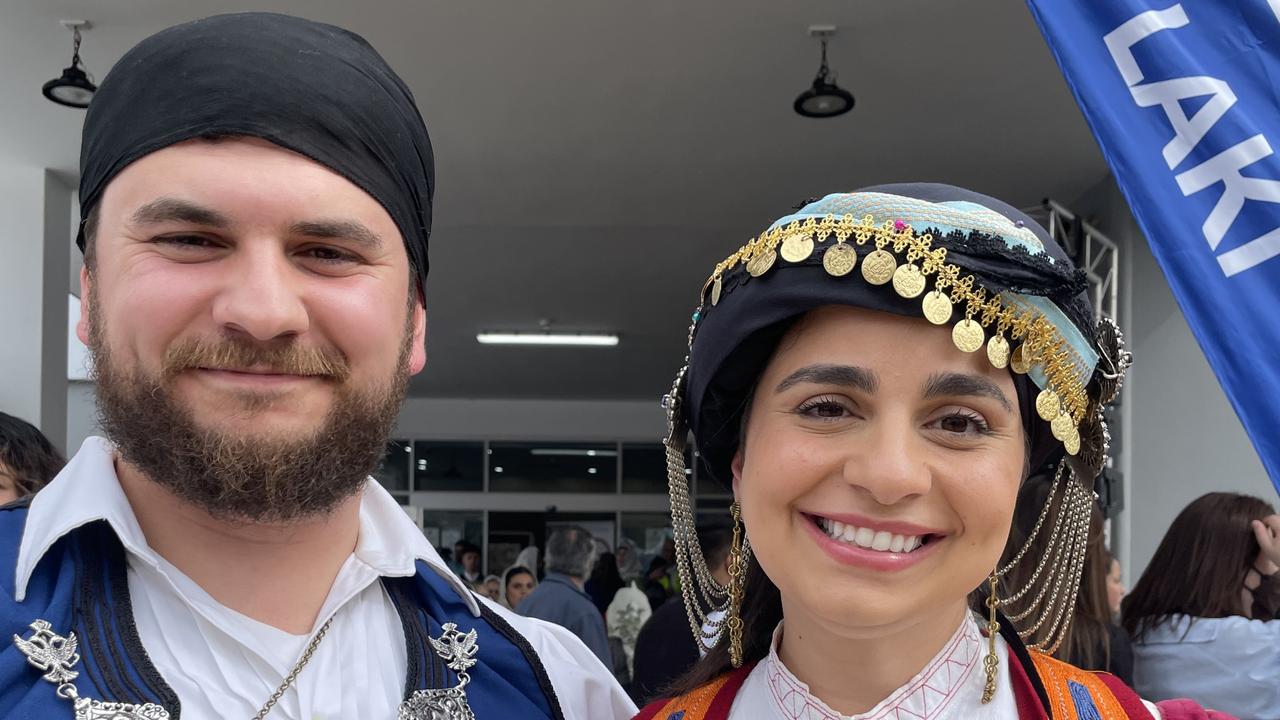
[519,525,612,667]
[641,556,672,611]
[457,541,483,584]
[587,552,626,615]
[607,581,652,702]
[0,412,66,503]
[481,574,501,602]
[616,538,643,583]
[1123,492,1280,718]
[631,526,732,705]
[502,565,537,611]
[514,545,540,576]
[1106,547,1126,618]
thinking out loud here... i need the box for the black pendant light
[794,34,854,119]
[43,22,96,109]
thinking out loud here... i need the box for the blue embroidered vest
[0,501,564,719]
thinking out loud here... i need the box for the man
[0,13,634,720]
[458,541,483,584]
[518,526,612,667]
[631,526,733,704]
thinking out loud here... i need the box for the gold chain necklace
[251,616,335,720]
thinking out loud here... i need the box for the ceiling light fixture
[43,20,97,108]
[794,25,854,119]
[476,332,619,347]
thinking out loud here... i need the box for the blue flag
[1026,0,1280,492]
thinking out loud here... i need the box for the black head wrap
[78,12,434,296]
[680,183,1114,489]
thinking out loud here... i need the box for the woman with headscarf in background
[636,185,1229,719]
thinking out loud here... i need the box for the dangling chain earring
[727,500,748,668]
[993,458,1094,655]
[981,572,1000,703]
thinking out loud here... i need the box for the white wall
[394,396,666,442]
[0,167,71,452]
[1071,177,1274,579]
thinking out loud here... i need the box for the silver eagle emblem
[398,622,480,720]
[13,619,171,720]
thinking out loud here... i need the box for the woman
[587,552,627,614]
[1122,493,1280,718]
[502,564,538,611]
[1106,549,1126,618]
[0,412,65,503]
[636,185,1227,719]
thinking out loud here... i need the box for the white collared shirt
[16,437,636,720]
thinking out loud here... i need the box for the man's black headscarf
[78,12,434,296]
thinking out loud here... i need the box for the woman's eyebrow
[922,372,1013,412]
[774,364,878,395]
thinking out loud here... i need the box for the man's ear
[76,266,92,346]
[408,300,427,375]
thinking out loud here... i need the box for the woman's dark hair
[1121,492,1276,641]
[1000,470,1113,669]
[504,565,534,588]
[0,412,65,498]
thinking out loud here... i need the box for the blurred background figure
[641,556,672,611]
[1122,492,1280,718]
[513,545,540,575]
[1105,547,1126,618]
[456,541,483,585]
[586,552,625,615]
[615,538,642,584]
[518,525,611,667]
[480,574,501,601]
[999,468,1133,684]
[631,525,732,705]
[0,411,65,503]
[502,565,538,611]
[606,581,651,702]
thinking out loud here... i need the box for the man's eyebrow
[774,364,878,395]
[922,372,1013,413]
[289,219,383,250]
[130,197,230,228]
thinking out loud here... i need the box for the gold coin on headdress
[780,233,815,263]
[1050,412,1073,441]
[747,248,777,277]
[1009,345,1031,374]
[822,243,857,277]
[1035,388,1061,422]
[1063,425,1081,456]
[892,263,926,298]
[922,290,953,325]
[986,334,1010,369]
[861,249,896,285]
[952,318,984,353]
[711,276,723,306]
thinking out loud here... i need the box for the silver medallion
[398,623,479,720]
[13,620,171,720]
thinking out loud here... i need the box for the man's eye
[303,246,358,264]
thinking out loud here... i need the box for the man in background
[519,525,612,666]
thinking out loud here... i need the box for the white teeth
[816,517,928,554]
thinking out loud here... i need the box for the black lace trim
[72,522,181,715]
[385,576,454,697]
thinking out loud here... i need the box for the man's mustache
[162,337,351,381]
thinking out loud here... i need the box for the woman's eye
[932,412,990,435]
[796,398,853,420]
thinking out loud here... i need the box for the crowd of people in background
[6,403,1279,716]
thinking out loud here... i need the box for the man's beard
[87,292,413,523]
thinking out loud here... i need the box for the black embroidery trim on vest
[75,522,182,716]
[385,577,428,698]
[73,526,136,703]
[998,610,1051,713]
[386,576,458,696]
[477,603,566,720]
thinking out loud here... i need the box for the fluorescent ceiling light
[476,332,619,347]
[529,449,619,458]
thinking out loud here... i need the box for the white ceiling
[0,0,1109,400]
